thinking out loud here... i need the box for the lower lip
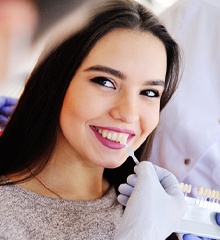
[91,127,126,150]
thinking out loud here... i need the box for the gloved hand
[117,171,220,240]
[182,213,220,240]
[115,161,187,240]
[0,96,17,129]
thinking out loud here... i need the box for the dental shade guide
[120,137,139,165]
[120,139,220,238]
[176,183,220,239]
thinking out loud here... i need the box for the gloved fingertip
[119,183,134,197]
[216,212,220,226]
[0,97,6,106]
[2,106,15,115]
[127,174,137,186]
[0,96,17,109]
[118,184,125,193]
[182,234,202,240]
[117,194,128,206]
[5,97,18,105]
[134,161,154,174]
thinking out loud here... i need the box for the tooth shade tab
[180,183,192,197]
[120,134,128,145]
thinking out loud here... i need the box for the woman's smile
[90,125,135,150]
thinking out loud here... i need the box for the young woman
[0,0,187,239]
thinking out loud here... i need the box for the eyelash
[91,76,161,98]
[140,89,160,98]
[91,77,116,89]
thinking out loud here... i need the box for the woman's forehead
[84,29,166,68]
[80,29,167,81]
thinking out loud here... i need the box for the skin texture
[19,29,167,200]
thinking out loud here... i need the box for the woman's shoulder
[0,183,23,208]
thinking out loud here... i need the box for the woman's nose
[109,95,140,124]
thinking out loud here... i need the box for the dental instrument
[177,183,220,239]
[119,136,139,165]
[125,144,139,165]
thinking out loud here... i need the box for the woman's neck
[10,129,110,200]
[35,158,110,200]
[9,154,110,201]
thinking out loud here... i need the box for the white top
[149,0,220,196]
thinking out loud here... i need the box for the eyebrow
[146,80,165,87]
[85,65,126,79]
[84,65,165,87]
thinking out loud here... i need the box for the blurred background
[0,0,178,98]
[138,0,178,13]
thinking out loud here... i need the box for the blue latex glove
[216,213,220,225]
[183,213,220,240]
[115,161,187,239]
[0,96,17,129]
[183,234,216,240]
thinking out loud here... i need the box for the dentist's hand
[0,96,17,129]
[182,213,220,240]
[115,161,187,240]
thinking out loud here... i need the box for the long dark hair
[0,0,180,191]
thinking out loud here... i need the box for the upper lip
[92,126,136,135]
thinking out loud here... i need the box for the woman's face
[59,29,167,168]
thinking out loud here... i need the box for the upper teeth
[98,129,129,144]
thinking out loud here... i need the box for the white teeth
[116,133,123,142]
[97,128,129,143]
[112,132,118,141]
[101,130,108,138]
[107,132,112,140]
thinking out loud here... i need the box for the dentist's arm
[115,161,187,240]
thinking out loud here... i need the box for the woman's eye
[91,77,115,89]
[140,89,160,98]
